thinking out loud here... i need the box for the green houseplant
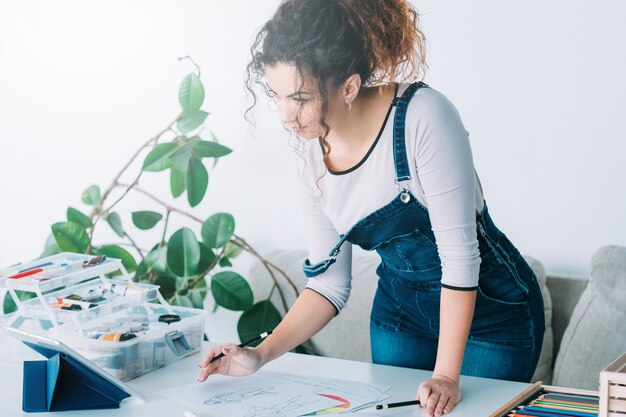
[4,58,301,347]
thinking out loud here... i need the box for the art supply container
[1,252,208,381]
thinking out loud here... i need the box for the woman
[198,1,545,416]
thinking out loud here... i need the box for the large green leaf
[201,213,235,249]
[81,185,101,206]
[170,167,186,198]
[211,271,253,311]
[41,233,61,257]
[218,257,232,267]
[95,245,137,273]
[144,244,169,274]
[177,110,208,134]
[131,211,163,230]
[169,138,200,172]
[134,260,150,282]
[237,301,282,346]
[188,278,208,309]
[195,140,232,158]
[3,291,36,315]
[105,212,125,237]
[142,142,177,172]
[167,228,200,277]
[196,242,216,274]
[67,207,93,228]
[186,157,208,207]
[152,273,178,299]
[178,73,205,114]
[51,222,89,253]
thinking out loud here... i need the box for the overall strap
[392,82,428,185]
[303,232,350,278]
[303,82,428,278]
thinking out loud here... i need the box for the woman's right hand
[197,343,265,382]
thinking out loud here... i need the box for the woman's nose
[276,101,295,124]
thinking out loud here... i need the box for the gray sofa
[245,245,626,390]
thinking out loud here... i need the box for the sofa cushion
[525,256,554,384]
[552,245,626,390]
[544,275,588,360]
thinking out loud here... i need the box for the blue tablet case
[22,341,131,412]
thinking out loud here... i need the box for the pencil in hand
[209,330,273,363]
[375,399,421,410]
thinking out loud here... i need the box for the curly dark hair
[245,0,427,155]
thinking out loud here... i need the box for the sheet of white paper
[156,371,393,416]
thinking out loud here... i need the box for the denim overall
[303,82,545,382]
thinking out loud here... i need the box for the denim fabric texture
[303,82,545,382]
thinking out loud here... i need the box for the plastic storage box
[1,252,207,381]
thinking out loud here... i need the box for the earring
[347,101,352,111]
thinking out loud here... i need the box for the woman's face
[265,63,344,140]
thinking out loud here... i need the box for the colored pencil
[540,393,599,405]
[518,405,597,417]
[531,400,598,411]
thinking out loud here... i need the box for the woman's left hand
[417,374,462,417]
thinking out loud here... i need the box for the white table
[0,335,531,416]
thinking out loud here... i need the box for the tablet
[5,326,145,402]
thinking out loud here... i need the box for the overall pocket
[477,222,530,304]
[374,229,441,287]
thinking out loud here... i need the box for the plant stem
[120,184,204,223]
[123,232,146,261]
[115,184,300,312]
[88,118,179,250]
[110,241,148,253]
[233,235,300,297]
[161,210,171,246]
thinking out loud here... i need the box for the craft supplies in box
[1,252,207,381]
[490,381,600,417]
[49,303,206,381]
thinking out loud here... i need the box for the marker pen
[8,268,47,279]
[17,261,54,273]
[104,282,146,297]
[9,261,83,279]
[37,262,85,278]
[55,297,98,310]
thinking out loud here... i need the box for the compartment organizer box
[1,252,208,381]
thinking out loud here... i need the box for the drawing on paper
[243,394,318,417]
[202,386,276,405]
[302,394,351,415]
[156,371,392,417]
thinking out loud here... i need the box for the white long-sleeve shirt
[299,84,484,313]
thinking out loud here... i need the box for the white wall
[1,0,625,283]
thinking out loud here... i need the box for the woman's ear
[342,74,362,106]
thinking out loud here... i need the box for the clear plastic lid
[0,252,126,293]
[18,279,161,324]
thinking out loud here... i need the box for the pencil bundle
[507,391,599,417]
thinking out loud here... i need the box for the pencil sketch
[243,394,317,417]
[156,371,390,417]
[202,386,276,405]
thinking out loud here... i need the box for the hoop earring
[347,101,352,111]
